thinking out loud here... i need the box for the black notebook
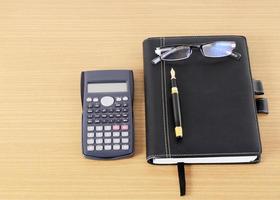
[143,36,262,165]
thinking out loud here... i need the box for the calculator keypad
[85,96,131,153]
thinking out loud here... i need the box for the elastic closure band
[256,98,269,114]
[253,79,264,95]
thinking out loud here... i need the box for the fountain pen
[170,68,183,139]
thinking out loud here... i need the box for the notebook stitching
[163,37,171,158]
[160,37,168,157]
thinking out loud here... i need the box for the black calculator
[81,70,134,159]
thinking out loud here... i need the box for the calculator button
[121,125,128,130]
[86,97,92,102]
[101,109,107,113]
[115,108,121,112]
[94,119,100,124]
[104,145,112,150]
[96,139,103,144]
[113,138,120,143]
[109,108,114,113]
[87,139,94,144]
[96,145,103,151]
[122,113,128,117]
[104,138,112,144]
[87,132,94,137]
[93,97,99,102]
[101,96,114,107]
[122,108,128,112]
[94,114,100,118]
[115,114,121,118]
[109,119,115,123]
[122,96,128,101]
[115,103,121,107]
[123,103,128,107]
[116,119,122,123]
[121,131,129,137]
[87,119,93,124]
[112,125,120,130]
[94,103,100,108]
[113,132,120,137]
[104,132,112,137]
[113,144,120,150]
[104,125,111,131]
[95,109,100,113]
[96,132,103,137]
[88,114,93,118]
[102,114,107,118]
[87,109,93,113]
[96,126,103,131]
[121,138,129,143]
[109,114,114,118]
[87,145,94,151]
[87,126,94,131]
[116,97,122,101]
[87,103,93,108]
[122,145,129,150]
[101,119,107,123]
[123,119,128,123]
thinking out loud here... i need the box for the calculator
[81,70,134,159]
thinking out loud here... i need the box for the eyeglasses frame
[152,41,242,64]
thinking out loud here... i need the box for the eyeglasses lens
[162,46,191,61]
[202,41,236,58]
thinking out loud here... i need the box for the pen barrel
[172,92,182,126]
[171,78,183,138]
[171,79,177,88]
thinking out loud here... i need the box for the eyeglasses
[152,41,241,64]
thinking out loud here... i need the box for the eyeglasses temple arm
[152,56,161,64]
[152,48,178,64]
[230,51,242,60]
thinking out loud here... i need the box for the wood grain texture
[0,0,279,199]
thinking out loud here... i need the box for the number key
[122,145,129,150]
[96,126,103,131]
[96,145,103,151]
[104,145,112,150]
[96,139,103,144]
[87,145,94,151]
[87,126,94,131]
[121,131,128,137]
[104,125,111,131]
[121,138,129,143]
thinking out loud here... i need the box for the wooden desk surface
[0,0,279,199]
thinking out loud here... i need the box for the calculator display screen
[88,82,127,93]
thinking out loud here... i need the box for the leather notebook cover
[143,36,261,164]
